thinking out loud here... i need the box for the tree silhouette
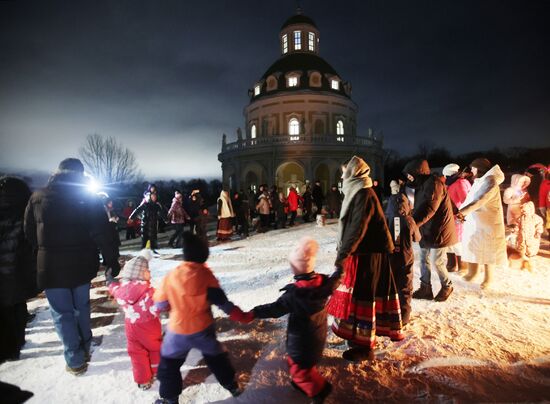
[79,133,142,184]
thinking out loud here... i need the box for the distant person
[167,190,189,248]
[443,163,472,272]
[0,176,37,364]
[153,232,249,403]
[187,190,203,235]
[123,200,139,240]
[101,194,121,248]
[326,184,342,219]
[273,191,288,229]
[249,237,341,402]
[287,186,300,226]
[513,202,544,270]
[130,191,167,253]
[326,156,403,362]
[24,158,119,375]
[503,174,531,226]
[457,158,507,289]
[301,186,313,222]
[255,191,271,232]
[312,180,324,214]
[402,159,457,302]
[106,249,161,390]
[538,171,550,220]
[216,190,235,241]
[233,191,249,238]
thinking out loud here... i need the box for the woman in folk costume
[326,156,404,362]
[216,190,235,241]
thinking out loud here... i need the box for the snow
[1,219,550,402]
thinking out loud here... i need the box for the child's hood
[113,280,151,305]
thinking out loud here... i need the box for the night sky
[1,0,548,179]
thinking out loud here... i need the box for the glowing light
[85,173,101,193]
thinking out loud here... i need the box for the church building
[218,9,384,194]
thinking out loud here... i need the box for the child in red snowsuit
[107,249,162,390]
[249,237,342,403]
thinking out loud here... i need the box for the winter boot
[342,347,374,362]
[462,263,479,282]
[480,265,494,289]
[65,363,88,376]
[434,285,453,302]
[311,382,333,404]
[154,398,178,404]
[412,283,433,300]
[446,253,458,272]
[520,259,532,271]
[457,255,467,272]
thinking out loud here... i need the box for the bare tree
[79,133,142,184]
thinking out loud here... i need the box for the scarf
[217,191,235,218]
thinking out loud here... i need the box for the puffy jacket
[253,271,341,368]
[516,202,543,258]
[109,280,159,324]
[446,177,472,241]
[24,171,119,289]
[0,177,36,306]
[405,160,457,248]
[168,197,189,224]
[287,189,300,212]
[256,194,271,215]
[503,174,531,226]
[130,200,166,236]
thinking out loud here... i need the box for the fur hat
[289,237,319,274]
[182,231,209,263]
[442,163,460,177]
[121,249,153,281]
[58,158,84,173]
[390,180,400,195]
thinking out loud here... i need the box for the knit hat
[470,158,492,177]
[442,163,460,177]
[121,249,153,281]
[182,231,209,263]
[58,158,84,173]
[390,180,400,195]
[289,237,319,274]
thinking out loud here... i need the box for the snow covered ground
[1,220,550,403]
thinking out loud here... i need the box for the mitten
[229,307,254,324]
[107,260,121,278]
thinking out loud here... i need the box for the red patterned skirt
[216,217,233,240]
[326,253,404,349]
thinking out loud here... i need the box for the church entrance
[314,163,330,194]
[244,171,259,193]
[276,162,305,196]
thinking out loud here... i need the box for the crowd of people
[0,155,549,404]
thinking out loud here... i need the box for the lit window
[254,85,260,96]
[289,118,300,140]
[251,124,257,139]
[294,30,301,50]
[331,80,339,90]
[308,32,315,51]
[282,34,288,54]
[336,120,344,142]
[288,76,298,87]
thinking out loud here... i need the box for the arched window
[251,124,257,139]
[289,118,300,141]
[294,30,301,50]
[336,120,344,142]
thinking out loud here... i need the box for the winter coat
[326,189,342,212]
[109,280,160,324]
[24,171,119,290]
[539,179,550,209]
[516,202,543,258]
[168,197,189,224]
[130,200,166,237]
[459,165,507,266]
[312,185,324,207]
[503,174,531,225]
[187,194,203,219]
[287,189,300,212]
[217,191,235,219]
[256,194,271,215]
[407,160,457,249]
[301,190,313,210]
[386,193,421,267]
[335,188,394,268]
[447,177,472,241]
[253,271,341,368]
[274,197,288,217]
[0,180,36,306]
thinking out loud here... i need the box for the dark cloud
[1,0,549,179]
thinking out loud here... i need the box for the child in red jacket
[107,249,162,390]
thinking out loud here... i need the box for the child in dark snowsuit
[386,193,420,325]
[249,237,341,403]
[107,249,162,390]
[129,192,167,251]
[153,232,251,404]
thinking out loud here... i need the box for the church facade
[218,10,384,194]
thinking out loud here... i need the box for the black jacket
[130,200,166,236]
[326,189,342,211]
[0,179,36,306]
[253,271,341,368]
[335,188,394,268]
[24,171,119,289]
[386,193,421,267]
[312,185,324,206]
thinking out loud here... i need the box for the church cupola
[279,8,319,55]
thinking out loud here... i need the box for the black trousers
[141,230,158,250]
[169,224,184,247]
[390,257,414,325]
[0,302,27,363]
[289,211,297,225]
[158,352,236,399]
